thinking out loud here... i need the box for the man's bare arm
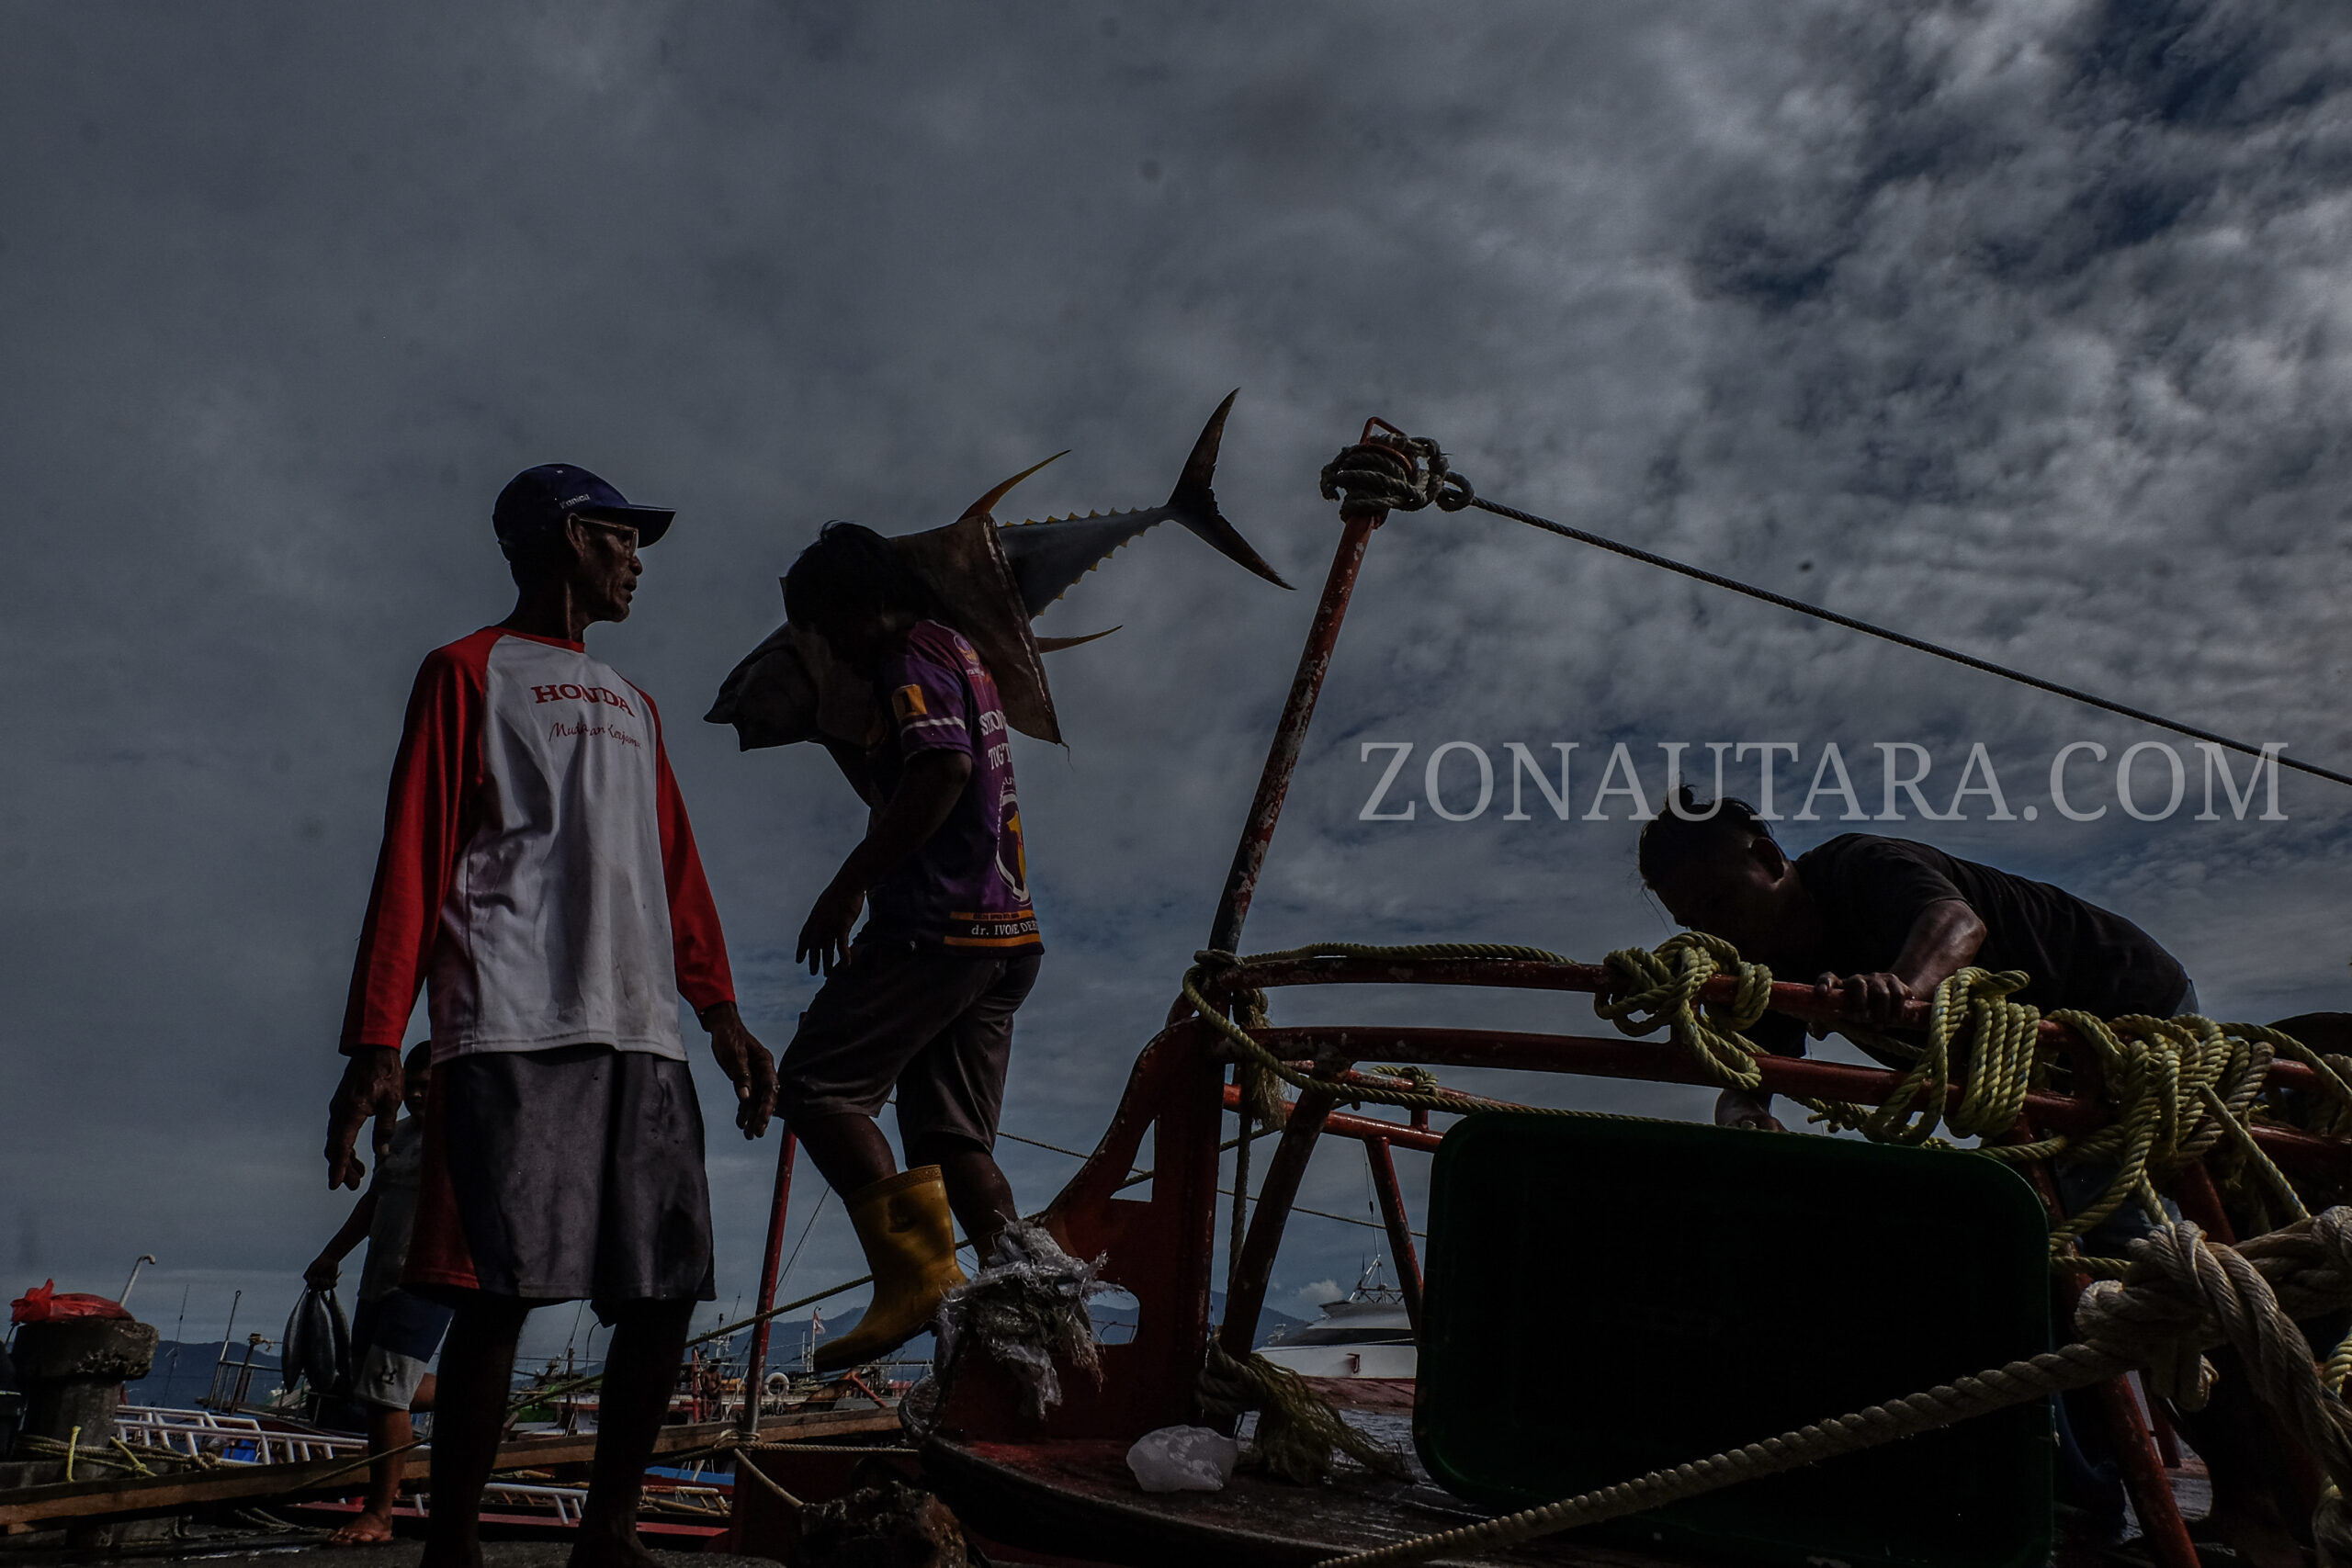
[1816,897,1987,1025]
[797,750,974,974]
[324,1047,405,1190]
[306,1189,381,1288]
[698,999,776,1140]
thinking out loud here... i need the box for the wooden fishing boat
[726,421,2352,1568]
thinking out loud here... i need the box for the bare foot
[324,1512,397,1547]
[566,1517,661,1568]
[418,1537,485,1568]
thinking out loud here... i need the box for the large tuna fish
[706,391,1288,750]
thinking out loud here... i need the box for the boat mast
[1207,424,1425,1359]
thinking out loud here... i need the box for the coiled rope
[1196,1340,1411,1486]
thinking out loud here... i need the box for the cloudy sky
[6,0,2351,1358]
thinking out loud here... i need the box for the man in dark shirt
[775,523,1044,1372]
[1632,794,2324,1566]
[1634,788,2194,1132]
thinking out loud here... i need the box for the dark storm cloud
[5,0,2350,1339]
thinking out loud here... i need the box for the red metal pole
[1197,439,1396,1361]
[2143,1377,2184,1469]
[1205,510,1380,955]
[2012,1151,2200,1568]
[2090,1374,2197,1568]
[1362,1136,1423,1336]
[1229,1025,2351,1179]
[738,1130,797,1437]
[1219,1089,1339,1361]
[1221,1085,1447,1153]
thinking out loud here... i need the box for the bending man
[1634,790,2193,1131]
[775,523,1043,1372]
[324,464,775,1568]
[1631,791,2322,1568]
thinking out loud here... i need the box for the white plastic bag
[1125,1425,1240,1494]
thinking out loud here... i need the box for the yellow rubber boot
[814,1166,967,1372]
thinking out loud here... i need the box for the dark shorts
[406,1044,716,1318]
[348,1288,454,1411]
[778,944,1040,1148]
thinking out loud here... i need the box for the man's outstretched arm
[306,1188,381,1288]
[1816,897,1987,1025]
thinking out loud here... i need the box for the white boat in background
[1255,1262,1416,1380]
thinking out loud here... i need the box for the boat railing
[114,1404,368,1466]
[1179,951,2352,1371]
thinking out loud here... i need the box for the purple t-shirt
[863,622,1042,953]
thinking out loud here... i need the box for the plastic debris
[1126,1425,1240,1493]
[931,1221,1106,1422]
[10,1280,132,1325]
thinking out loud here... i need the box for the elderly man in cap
[324,465,776,1568]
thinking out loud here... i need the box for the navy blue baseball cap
[492,463,675,549]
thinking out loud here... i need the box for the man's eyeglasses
[569,515,641,555]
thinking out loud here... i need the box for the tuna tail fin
[1165,389,1292,590]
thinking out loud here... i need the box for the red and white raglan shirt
[339,627,734,1064]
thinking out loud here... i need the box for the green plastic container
[1416,1111,2052,1568]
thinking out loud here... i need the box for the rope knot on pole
[1596,931,1774,1091]
[1318,422,1474,520]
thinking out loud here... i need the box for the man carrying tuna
[772,523,1044,1372]
[323,464,775,1568]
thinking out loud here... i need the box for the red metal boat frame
[746,423,2339,1568]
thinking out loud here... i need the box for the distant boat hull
[1253,1342,1415,1379]
[1254,1289,1416,1381]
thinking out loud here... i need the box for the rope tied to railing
[1589,937,2332,1264]
[1593,931,1774,1091]
[1185,938,2352,1276]
[1186,943,1577,1119]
